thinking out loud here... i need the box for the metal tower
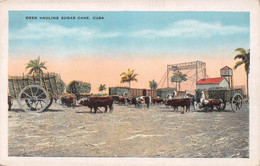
[158,60,207,94]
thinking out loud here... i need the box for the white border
[0,0,259,166]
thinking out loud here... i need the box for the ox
[108,95,120,104]
[166,98,191,113]
[78,96,114,113]
[60,94,76,108]
[199,91,222,111]
[152,97,165,105]
[130,97,138,107]
[135,96,151,108]
[118,97,127,105]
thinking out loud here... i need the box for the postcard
[0,0,259,166]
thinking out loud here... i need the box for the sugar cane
[8,72,66,98]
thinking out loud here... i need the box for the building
[220,66,233,88]
[196,77,230,90]
[109,87,157,98]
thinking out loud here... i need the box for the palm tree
[171,71,187,91]
[179,73,188,91]
[233,48,250,98]
[98,84,106,96]
[149,79,158,90]
[120,68,138,87]
[171,72,180,90]
[25,56,47,75]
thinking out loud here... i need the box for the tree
[149,79,158,90]
[98,84,106,96]
[233,48,250,98]
[171,71,188,91]
[25,56,47,75]
[120,68,138,87]
[179,73,188,91]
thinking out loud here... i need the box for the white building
[196,77,230,90]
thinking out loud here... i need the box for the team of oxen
[53,93,195,114]
[8,90,223,113]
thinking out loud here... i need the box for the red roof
[196,77,224,85]
[221,66,232,70]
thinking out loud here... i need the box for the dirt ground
[8,101,249,158]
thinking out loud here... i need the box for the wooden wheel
[17,85,51,113]
[123,91,130,99]
[231,93,243,112]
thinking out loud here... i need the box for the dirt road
[8,101,249,157]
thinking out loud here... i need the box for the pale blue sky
[9,11,250,59]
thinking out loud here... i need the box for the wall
[196,83,219,90]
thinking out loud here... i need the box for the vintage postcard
[0,0,259,166]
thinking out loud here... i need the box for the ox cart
[8,73,65,113]
[195,88,244,112]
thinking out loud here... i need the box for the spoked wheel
[231,93,243,112]
[123,91,130,99]
[216,101,226,111]
[17,85,51,113]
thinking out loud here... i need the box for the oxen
[199,91,223,111]
[166,98,191,113]
[108,95,120,104]
[135,96,151,108]
[152,97,165,105]
[78,96,114,113]
[201,99,222,111]
[143,96,151,108]
[118,97,127,105]
[60,94,76,108]
[8,96,13,111]
[130,97,138,107]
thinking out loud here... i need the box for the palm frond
[120,72,126,76]
[235,48,246,55]
[131,78,138,82]
[233,61,244,70]
[234,54,246,60]
[28,68,34,74]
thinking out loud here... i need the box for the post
[196,60,198,83]
[167,65,169,88]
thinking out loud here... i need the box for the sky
[8,11,250,94]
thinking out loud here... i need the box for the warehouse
[196,77,230,90]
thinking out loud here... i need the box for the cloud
[131,19,249,38]
[9,22,121,40]
[9,19,249,41]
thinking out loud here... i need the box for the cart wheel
[46,98,53,110]
[17,85,51,113]
[123,91,130,99]
[231,93,243,112]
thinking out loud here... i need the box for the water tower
[220,66,233,88]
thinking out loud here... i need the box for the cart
[8,73,65,113]
[195,88,243,112]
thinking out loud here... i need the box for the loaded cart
[195,88,244,112]
[8,73,65,113]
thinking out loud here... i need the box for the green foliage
[233,48,250,74]
[8,73,65,98]
[233,48,250,98]
[25,57,47,75]
[171,71,187,83]
[120,68,138,87]
[66,80,91,95]
[170,71,188,91]
[98,84,106,94]
[149,79,158,90]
